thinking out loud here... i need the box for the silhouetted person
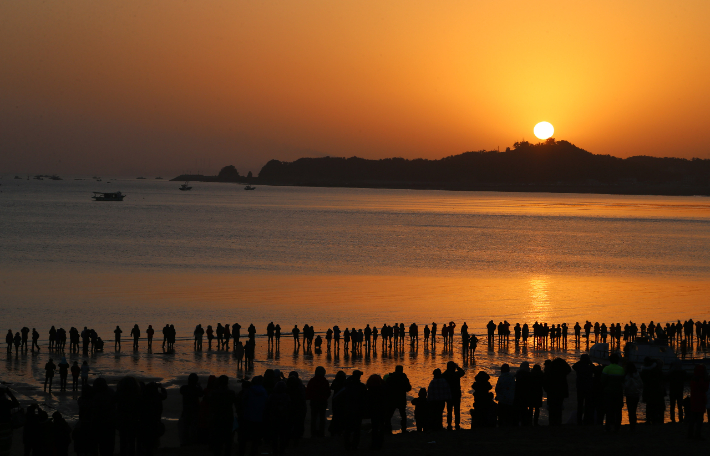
[130,325,140,350]
[235,341,244,369]
[543,357,571,425]
[235,375,264,456]
[0,387,20,453]
[601,353,625,432]
[51,411,72,456]
[180,373,204,446]
[206,325,214,350]
[385,365,412,433]
[93,377,117,456]
[223,324,231,350]
[81,361,90,387]
[486,320,495,344]
[623,362,642,430]
[411,388,429,432]
[116,376,142,456]
[427,368,451,430]
[530,364,544,425]
[443,361,465,430]
[49,326,57,350]
[305,366,330,437]
[365,374,386,450]
[194,325,204,351]
[572,354,595,425]
[687,364,709,439]
[265,381,290,455]
[336,370,366,450]
[286,372,307,442]
[114,326,122,350]
[514,362,533,425]
[146,325,154,350]
[32,328,40,352]
[58,356,70,392]
[669,360,685,422]
[13,332,20,355]
[292,325,300,346]
[5,330,12,353]
[44,358,56,392]
[138,381,166,456]
[640,357,665,424]
[71,361,80,391]
[495,363,515,426]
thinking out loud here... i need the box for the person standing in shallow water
[130,324,140,350]
[146,324,154,350]
[114,326,122,350]
[44,358,56,392]
[70,361,80,391]
[57,357,69,392]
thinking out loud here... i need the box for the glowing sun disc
[534,121,554,140]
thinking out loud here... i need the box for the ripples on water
[1,179,709,425]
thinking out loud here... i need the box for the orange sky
[1,0,709,176]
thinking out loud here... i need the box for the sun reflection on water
[528,276,551,322]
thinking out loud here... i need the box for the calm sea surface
[1,178,709,424]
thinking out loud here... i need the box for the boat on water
[244,185,256,191]
[136,176,146,180]
[14,175,22,180]
[155,177,163,180]
[590,340,710,373]
[179,182,192,191]
[92,191,125,201]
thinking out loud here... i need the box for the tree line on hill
[173,140,710,195]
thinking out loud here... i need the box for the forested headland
[174,140,710,195]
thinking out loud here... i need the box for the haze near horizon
[1,0,709,177]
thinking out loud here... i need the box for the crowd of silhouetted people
[6,319,709,363]
[2,355,710,456]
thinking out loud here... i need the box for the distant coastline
[172,140,710,196]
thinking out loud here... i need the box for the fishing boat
[179,182,192,191]
[244,185,256,191]
[92,191,125,201]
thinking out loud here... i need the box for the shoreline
[170,176,710,197]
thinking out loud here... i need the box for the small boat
[92,191,125,201]
[136,177,146,180]
[244,185,256,191]
[179,182,192,191]
[49,175,62,181]
[14,176,22,180]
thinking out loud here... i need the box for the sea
[2,177,710,425]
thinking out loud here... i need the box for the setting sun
[534,122,554,140]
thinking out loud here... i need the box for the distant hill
[173,140,710,195]
[254,139,710,195]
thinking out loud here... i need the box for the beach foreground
[15,422,702,456]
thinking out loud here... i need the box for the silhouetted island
[172,140,710,195]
